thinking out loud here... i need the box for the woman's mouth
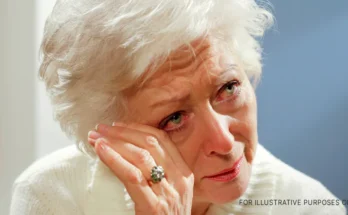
[205,155,243,182]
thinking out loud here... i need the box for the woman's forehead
[140,41,239,88]
[122,37,243,107]
[123,39,244,124]
[129,53,241,106]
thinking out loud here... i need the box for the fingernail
[88,138,96,146]
[88,130,102,140]
[96,139,108,151]
[112,122,126,126]
[95,123,108,133]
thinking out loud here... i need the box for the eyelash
[168,122,186,133]
[159,111,188,134]
[214,80,241,104]
[159,80,241,134]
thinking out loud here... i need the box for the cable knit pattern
[10,144,346,215]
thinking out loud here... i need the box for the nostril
[205,137,234,157]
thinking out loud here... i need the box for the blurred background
[1,0,347,214]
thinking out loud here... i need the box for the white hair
[39,0,274,156]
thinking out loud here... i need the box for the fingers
[119,123,191,173]
[90,123,194,214]
[107,140,158,181]
[95,138,178,208]
[91,123,179,180]
[115,122,184,163]
[94,139,159,209]
[95,123,189,173]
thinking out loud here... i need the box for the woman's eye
[215,80,241,103]
[170,112,182,124]
[159,111,188,133]
[158,80,241,133]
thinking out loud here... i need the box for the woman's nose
[200,109,234,157]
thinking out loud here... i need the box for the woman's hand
[88,122,194,215]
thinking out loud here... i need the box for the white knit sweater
[10,144,346,215]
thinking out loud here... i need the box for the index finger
[96,123,189,173]
[94,139,159,210]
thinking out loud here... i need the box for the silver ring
[151,166,165,183]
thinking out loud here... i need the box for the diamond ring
[150,166,165,183]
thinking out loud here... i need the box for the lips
[205,155,243,178]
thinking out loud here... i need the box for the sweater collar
[85,143,277,215]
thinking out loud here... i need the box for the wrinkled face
[125,38,258,205]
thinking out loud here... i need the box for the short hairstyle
[39,0,274,156]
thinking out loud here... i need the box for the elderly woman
[10,0,346,214]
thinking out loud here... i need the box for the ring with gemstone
[150,166,165,183]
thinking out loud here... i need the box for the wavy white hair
[39,0,274,156]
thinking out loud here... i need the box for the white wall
[1,1,36,214]
[35,0,73,158]
[1,0,73,214]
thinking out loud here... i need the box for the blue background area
[257,0,348,202]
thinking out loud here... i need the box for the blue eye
[159,111,189,133]
[225,82,236,94]
[169,112,182,124]
[157,80,241,133]
[216,80,241,103]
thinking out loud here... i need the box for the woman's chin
[210,179,249,204]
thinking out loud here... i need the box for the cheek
[174,133,202,172]
[244,86,257,136]
[238,82,257,127]
[239,88,258,163]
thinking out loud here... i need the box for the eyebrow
[149,92,191,108]
[214,64,238,86]
[149,64,238,108]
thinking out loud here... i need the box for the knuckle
[172,190,181,200]
[151,199,166,214]
[125,168,143,184]
[107,152,122,166]
[145,135,159,149]
[166,195,177,207]
[136,149,152,165]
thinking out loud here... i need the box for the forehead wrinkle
[153,53,217,106]
[191,53,224,96]
[148,54,237,109]
[141,38,212,88]
[138,43,214,105]
[130,39,240,111]
[146,77,193,108]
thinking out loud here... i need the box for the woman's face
[125,38,258,205]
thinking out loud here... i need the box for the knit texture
[10,144,346,215]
